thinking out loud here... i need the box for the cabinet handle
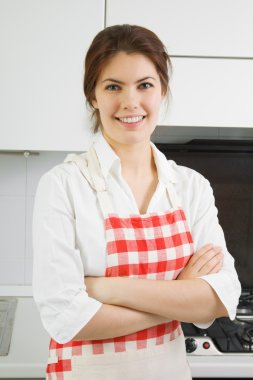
[0,151,39,157]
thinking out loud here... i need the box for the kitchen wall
[0,151,67,288]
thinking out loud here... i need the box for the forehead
[98,52,159,80]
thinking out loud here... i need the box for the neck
[104,135,156,177]
[102,134,158,214]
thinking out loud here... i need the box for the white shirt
[32,133,241,344]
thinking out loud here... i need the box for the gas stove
[182,289,253,356]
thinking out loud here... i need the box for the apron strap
[64,149,113,218]
[95,190,113,218]
[87,147,114,217]
[64,153,94,189]
[165,182,181,209]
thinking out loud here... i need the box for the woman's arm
[85,244,226,325]
[74,244,223,340]
[85,277,227,324]
[73,304,168,340]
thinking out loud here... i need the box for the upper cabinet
[1,0,253,151]
[160,58,253,128]
[0,0,104,151]
[106,0,253,57]
[106,0,253,128]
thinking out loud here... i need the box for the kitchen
[0,0,253,379]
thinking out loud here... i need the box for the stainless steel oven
[157,140,253,378]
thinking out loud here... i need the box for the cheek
[147,93,163,113]
[96,95,116,114]
[99,103,114,119]
[96,103,117,129]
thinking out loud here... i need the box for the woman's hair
[84,24,171,132]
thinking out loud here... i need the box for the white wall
[0,151,67,286]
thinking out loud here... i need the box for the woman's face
[92,52,164,149]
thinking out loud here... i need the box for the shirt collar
[93,132,120,179]
[93,132,178,184]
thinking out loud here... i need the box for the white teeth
[118,116,144,123]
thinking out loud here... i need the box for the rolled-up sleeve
[189,174,241,328]
[32,168,102,344]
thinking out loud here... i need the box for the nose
[120,88,139,110]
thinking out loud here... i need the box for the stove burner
[241,327,253,351]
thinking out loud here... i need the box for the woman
[33,25,241,380]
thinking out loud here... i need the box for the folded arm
[86,276,227,325]
[73,304,168,340]
[84,245,227,331]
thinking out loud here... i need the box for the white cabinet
[1,0,253,148]
[106,0,253,57]
[0,0,104,151]
[159,58,253,128]
[106,0,253,128]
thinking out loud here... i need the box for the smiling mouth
[115,115,146,124]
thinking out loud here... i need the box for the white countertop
[0,297,49,378]
[0,286,33,297]
[189,355,253,378]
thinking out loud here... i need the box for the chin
[121,134,152,146]
[103,125,153,146]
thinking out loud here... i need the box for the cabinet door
[159,58,253,128]
[106,0,253,57]
[0,0,104,151]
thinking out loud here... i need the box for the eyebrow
[101,76,156,84]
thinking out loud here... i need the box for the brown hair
[84,24,171,132]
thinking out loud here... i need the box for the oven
[157,139,253,378]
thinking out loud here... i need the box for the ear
[161,88,166,98]
[92,98,98,109]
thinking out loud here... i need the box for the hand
[177,244,223,280]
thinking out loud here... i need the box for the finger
[191,244,221,263]
[210,260,223,274]
[199,259,223,275]
[188,244,214,266]
[192,246,222,271]
[197,252,223,275]
[195,244,214,257]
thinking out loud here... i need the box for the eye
[138,82,153,90]
[105,84,120,91]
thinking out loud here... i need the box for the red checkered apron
[46,147,194,380]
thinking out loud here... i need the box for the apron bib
[46,147,193,380]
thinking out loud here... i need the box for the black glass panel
[156,140,253,288]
